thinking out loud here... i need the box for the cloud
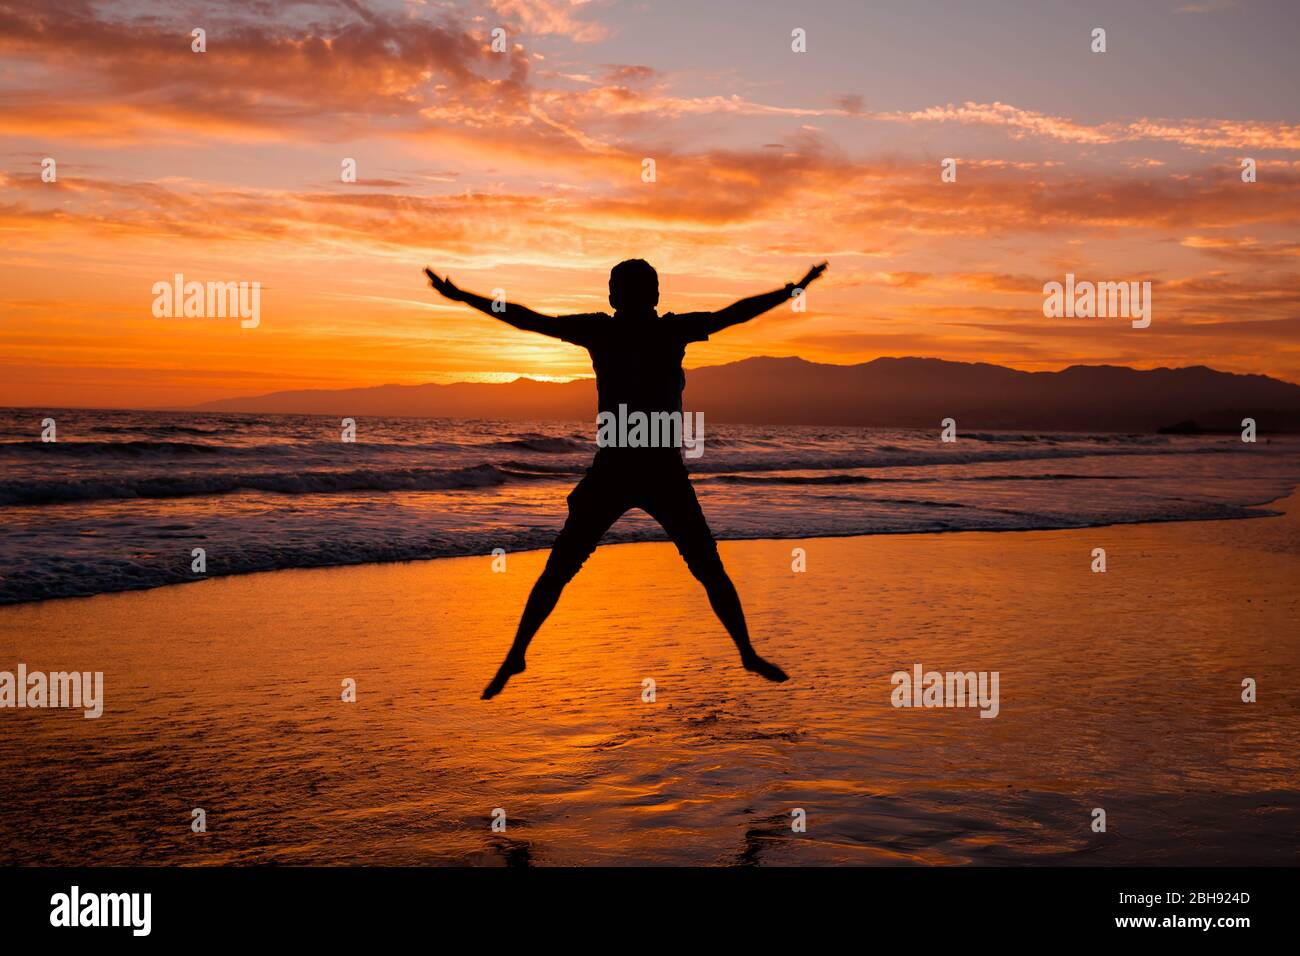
[1180,235,1300,263]
[887,101,1300,152]
[0,0,531,140]
[602,64,657,85]
[4,3,1297,162]
[489,0,610,42]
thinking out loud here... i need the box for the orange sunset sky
[1,0,1298,408]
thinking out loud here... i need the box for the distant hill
[188,356,1300,432]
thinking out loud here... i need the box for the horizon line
[4,353,1299,414]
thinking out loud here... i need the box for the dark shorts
[544,449,724,581]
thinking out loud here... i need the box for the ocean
[2,407,1298,604]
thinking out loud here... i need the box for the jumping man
[425,258,828,699]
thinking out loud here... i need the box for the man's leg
[641,465,788,683]
[482,466,626,699]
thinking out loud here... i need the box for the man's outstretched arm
[425,267,556,336]
[701,262,827,335]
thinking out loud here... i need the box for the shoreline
[2,486,1296,610]
[3,482,1297,864]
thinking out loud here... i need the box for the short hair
[608,259,659,312]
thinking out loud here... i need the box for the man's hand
[796,261,828,290]
[425,267,464,302]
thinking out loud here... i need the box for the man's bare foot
[741,652,789,683]
[481,655,526,700]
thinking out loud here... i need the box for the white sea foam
[1,408,1297,604]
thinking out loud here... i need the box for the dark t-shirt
[550,312,711,416]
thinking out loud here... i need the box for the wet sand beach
[1,496,1297,865]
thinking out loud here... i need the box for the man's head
[608,259,659,314]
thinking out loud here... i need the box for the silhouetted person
[426,258,828,698]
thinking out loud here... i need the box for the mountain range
[189,356,1300,432]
